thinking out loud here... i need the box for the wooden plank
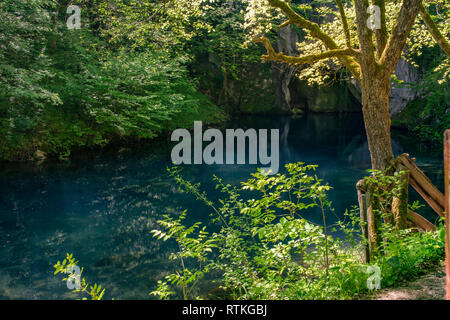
[407,209,436,232]
[397,153,445,217]
[444,130,450,300]
[398,153,445,206]
[409,176,445,217]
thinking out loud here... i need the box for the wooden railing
[395,131,450,300]
[357,142,447,263]
[397,154,445,217]
[354,130,450,299]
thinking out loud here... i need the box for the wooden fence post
[356,179,383,262]
[444,130,450,300]
[392,163,409,230]
[357,179,370,263]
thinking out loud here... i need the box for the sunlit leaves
[54,253,106,300]
[244,0,448,86]
[97,0,211,51]
[153,163,347,299]
[150,210,217,299]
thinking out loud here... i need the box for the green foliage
[96,0,211,51]
[392,50,449,146]
[152,163,361,299]
[0,0,61,159]
[150,211,218,300]
[360,168,445,288]
[375,223,444,287]
[63,51,218,140]
[151,163,445,300]
[0,0,225,161]
[54,253,107,300]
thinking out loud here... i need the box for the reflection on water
[0,113,444,299]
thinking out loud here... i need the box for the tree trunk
[358,72,397,260]
[360,74,394,171]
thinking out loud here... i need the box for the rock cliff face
[200,26,420,115]
[348,57,420,116]
[270,26,359,113]
[390,59,421,116]
[267,26,422,115]
[195,51,276,114]
[270,25,301,113]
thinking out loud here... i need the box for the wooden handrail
[397,153,445,217]
[407,209,436,232]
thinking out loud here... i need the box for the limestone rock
[347,58,420,116]
[33,150,46,161]
[390,59,420,116]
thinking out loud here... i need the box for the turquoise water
[0,113,444,299]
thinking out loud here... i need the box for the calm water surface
[0,113,444,299]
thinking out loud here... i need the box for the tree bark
[353,0,395,171]
[360,74,394,171]
[392,163,408,230]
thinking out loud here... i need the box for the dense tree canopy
[245,0,448,84]
[0,0,225,160]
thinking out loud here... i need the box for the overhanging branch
[253,36,358,65]
[379,0,422,76]
[373,0,388,60]
[267,0,361,80]
[419,2,450,56]
[335,0,352,48]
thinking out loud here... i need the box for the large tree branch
[267,0,361,80]
[353,0,377,72]
[335,0,352,48]
[254,36,358,65]
[277,19,292,31]
[373,0,387,59]
[379,0,422,76]
[419,2,450,56]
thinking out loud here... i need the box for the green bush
[150,163,445,300]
